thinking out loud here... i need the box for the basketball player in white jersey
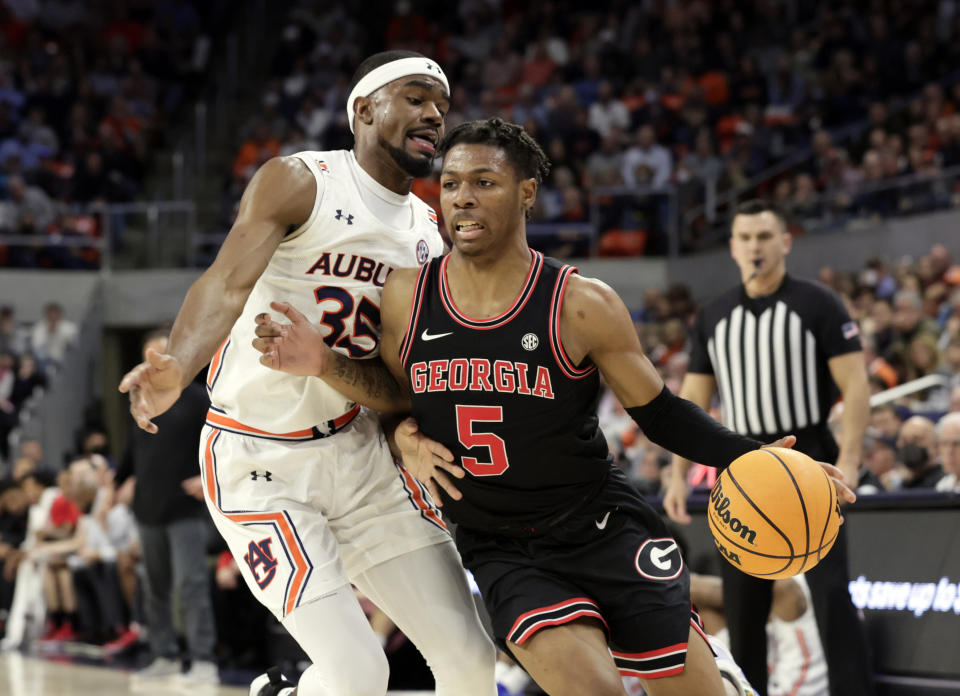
[691,573,828,696]
[119,50,496,696]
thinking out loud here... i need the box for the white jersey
[767,575,829,696]
[208,149,444,433]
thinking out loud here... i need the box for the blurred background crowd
[0,0,957,267]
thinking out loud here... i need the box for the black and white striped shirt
[688,275,862,438]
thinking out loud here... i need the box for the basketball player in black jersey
[252,119,855,696]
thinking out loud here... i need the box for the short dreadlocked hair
[438,117,551,184]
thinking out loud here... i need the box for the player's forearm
[169,273,248,388]
[322,353,411,413]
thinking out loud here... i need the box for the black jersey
[401,251,612,536]
[689,274,862,440]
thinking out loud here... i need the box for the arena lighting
[848,575,960,617]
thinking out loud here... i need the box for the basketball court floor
[0,653,435,695]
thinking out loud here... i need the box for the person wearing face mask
[896,415,946,489]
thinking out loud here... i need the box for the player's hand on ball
[817,461,857,507]
[253,301,333,377]
[761,434,856,507]
[394,417,464,505]
[118,349,184,434]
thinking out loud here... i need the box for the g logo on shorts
[635,537,684,580]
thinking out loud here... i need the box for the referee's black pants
[718,432,875,696]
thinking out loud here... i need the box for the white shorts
[199,407,449,619]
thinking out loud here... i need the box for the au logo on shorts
[635,537,684,581]
[244,538,279,589]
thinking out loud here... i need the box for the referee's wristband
[626,386,763,470]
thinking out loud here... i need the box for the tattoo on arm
[330,353,405,403]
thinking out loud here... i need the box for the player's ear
[519,178,537,216]
[354,96,375,128]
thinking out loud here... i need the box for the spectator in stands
[118,328,217,686]
[856,436,890,494]
[30,302,78,366]
[904,332,942,382]
[885,289,940,378]
[951,384,960,413]
[935,412,960,492]
[6,174,56,234]
[10,352,46,412]
[0,306,28,357]
[60,458,129,645]
[582,128,625,188]
[587,80,629,139]
[0,469,57,650]
[0,479,28,618]
[621,124,672,189]
[897,416,946,489]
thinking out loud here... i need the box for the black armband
[626,386,763,470]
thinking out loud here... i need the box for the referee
[664,200,875,696]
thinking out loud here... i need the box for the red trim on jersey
[439,250,543,330]
[507,597,607,645]
[400,262,432,368]
[787,628,812,696]
[611,642,687,660]
[617,664,686,679]
[548,265,597,379]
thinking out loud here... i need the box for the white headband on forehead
[347,57,450,133]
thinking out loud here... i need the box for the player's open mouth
[455,220,485,238]
[408,131,437,155]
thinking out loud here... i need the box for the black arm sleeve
[626,386,764,470]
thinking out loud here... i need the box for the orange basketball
[707,447,841,579]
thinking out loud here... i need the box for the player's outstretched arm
[252,299,410,413]
[119,156,315,432]
[379,268,465,505]
[559,275,856,503]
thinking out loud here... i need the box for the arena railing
[0,200,198,271]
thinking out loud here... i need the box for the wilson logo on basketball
[710,480,757,545]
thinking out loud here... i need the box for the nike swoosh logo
[595,511,611,530]
[421,329,453,341]
[651,542,678,570]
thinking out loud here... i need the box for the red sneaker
[103,626,140,655]
[46,622,76,642]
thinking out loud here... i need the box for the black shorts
[456,467,707,680]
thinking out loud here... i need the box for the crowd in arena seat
[220,0,960,257]
[0,0,217,269]
[0,302,71,462]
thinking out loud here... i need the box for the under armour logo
[335,210,354,225]
[250,471,273,482]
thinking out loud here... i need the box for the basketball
[707,447,841,579]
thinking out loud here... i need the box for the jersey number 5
[314,286,381,357]
[456,405,509,476]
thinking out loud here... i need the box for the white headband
[347,57,450,133]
